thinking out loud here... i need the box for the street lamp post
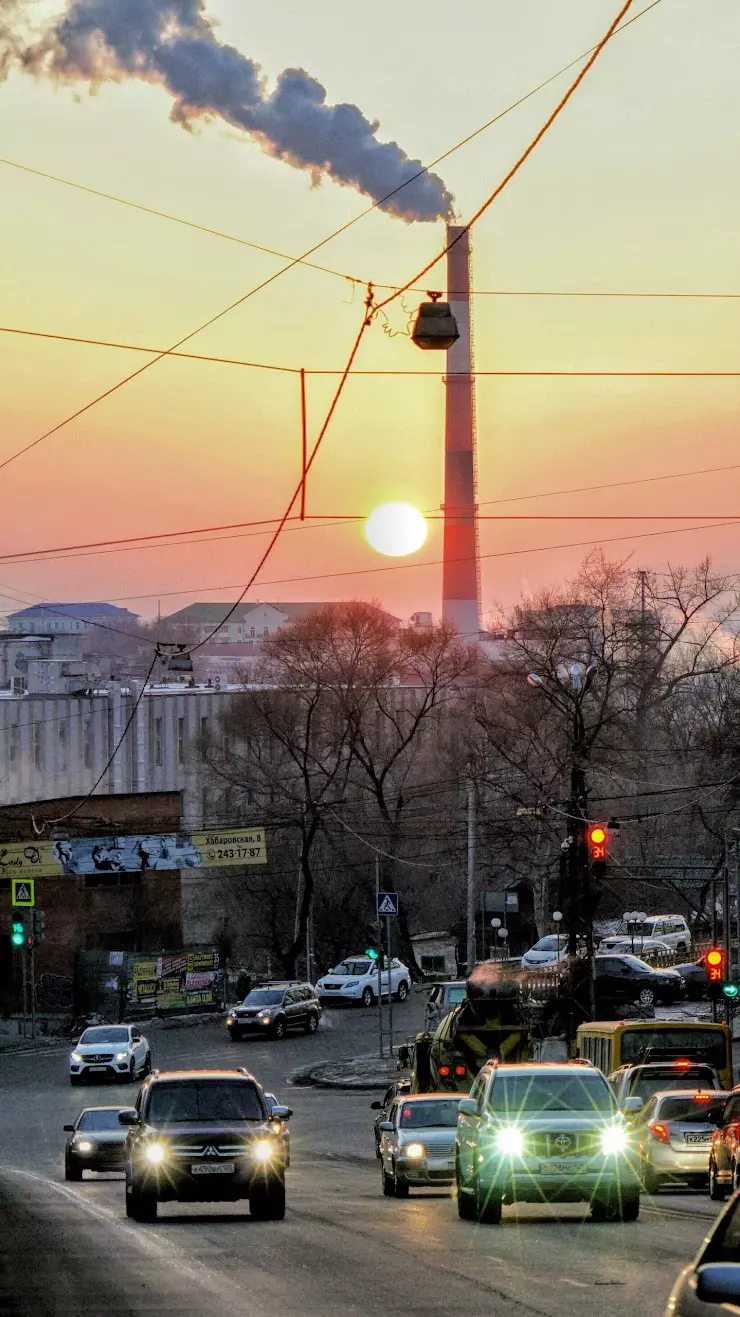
[553,909,563,959]
[490,917,501,961]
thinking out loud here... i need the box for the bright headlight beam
[405,1143,425,1159]
[77,1140,93,1152]
[601,1125,628,1156]
[144,1143,166,1164]
[252,1140,274,1163]
[495,1127,524,1157]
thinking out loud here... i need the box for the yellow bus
[576,1019,733,1090]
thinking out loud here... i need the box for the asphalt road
[0,1002,723,1317]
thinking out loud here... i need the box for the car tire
[126,1188,157,1222]
[304,1012,319,1035]
[127,1059,136,1084]
[615,1192,640,1223]
[382,1165,395,1196]
[393,1169,410,1199]
[709,1159,728,1202]
[361,987,375,1008]
[590,1198,608,1222]
[636,987,656,1007]
[272,1018,287,1040]
[70,1076,82,1087]
[641,1163,661,1195]
[229,1030,243,1042]
[142,1052,151,1077]
[396,981,409,1002]
[250,1176,286,1221]
[474,1178,502,1225]
[457,1187,476,1220]
[64,1156,82,1182]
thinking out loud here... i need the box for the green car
[455,1060,641,1224]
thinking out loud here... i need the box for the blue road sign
[376,891,399,917]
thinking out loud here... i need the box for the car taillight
[693,1092,711,1103]
[650,1123,671,1144]
[675,1059,692,1070]
[455,1065,466,1077]
[439,1065,451,1078]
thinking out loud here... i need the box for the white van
[600,914,691,954]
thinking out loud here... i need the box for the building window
[200,715,209,739]
[420,954,447,974]
[58,721,67,770]
[249,627,255,638]
[263,627,269,637]
[152,717,163,768]
[33,721,43,771]
[83,718,93,770]
[8,725,18,765]
[177,716,185,766]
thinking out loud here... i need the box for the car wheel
[474,1178,502,1224]
[636,987,656,1007]
[126,1188,157,1222]
[641,1162,661,1195]
[396,981,409,1002]
[590,1198,608,1222]
[70,1075,82,1087]
[361,987,375,1008]
[304,1012,319,1035]
[272,1018,287,1040]
[229,1029,243,1042]
[141,1052,151,1078]
[709,1159,728,1202]
[64,1155,82,1182]
[456,1155,477,1220]
[382,1165,395,1196]
[250,1176,286,1221]
[614,1192,640,1222]
[375,1136,381,1160]
[393,1165,410,1199]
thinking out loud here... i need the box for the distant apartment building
[8,602,140,636]
[164,600,398,646]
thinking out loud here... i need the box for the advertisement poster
[128,951,220,1012]
[0,829,266,880]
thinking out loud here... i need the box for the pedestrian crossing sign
[376,891,399,917]
[11,879,35,907]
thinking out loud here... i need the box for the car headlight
[405,1142,425,1159]
[70,1052,83,1063]
[144,1143,167,1165]
[343,980,359,987]
[495,1127,524,1157]
[76,1140,93,1153]
[252,1140,274,1163]
[226,1017,235,1025]
[601,1125,628,1156]
[259,1015,272,1023]
[115,1051,129,1062]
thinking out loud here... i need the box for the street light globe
[497,928,508,940]
[490,917,501,929]
[552,910,563,923]
[623,911,636,923]
[637,912,647,924]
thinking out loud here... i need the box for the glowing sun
[365,503,428,557]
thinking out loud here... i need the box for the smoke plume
[4,0,453,222]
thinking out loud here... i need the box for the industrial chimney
[442,225,480,639]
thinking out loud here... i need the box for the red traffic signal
[706,948,725,983]
[587,824,608,862]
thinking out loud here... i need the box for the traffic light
[32,910,46,945]
[10,919,25,949]
[365,947,379,961]
[723,982,740,1000]
[706,947,726,999]
[587,823,608,878]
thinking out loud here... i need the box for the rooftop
[8,603,140,620]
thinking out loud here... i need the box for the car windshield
[615,921,655,937]
[400,1100,461,1128]
[331,962,371,976]
[656,1095,726,1123]
[621,1027,728,1070]
[488,1075,614,1115]
[79,1027,129,1045]
[244,989,283,1006]
[147,1081,264,1123]
[620,955,656,972]
[630,1068,717,1101]
[446,986,467,1003]
[78,1109,126,1130]
[530,937,560,952]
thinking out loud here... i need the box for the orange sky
[0,0,739,623]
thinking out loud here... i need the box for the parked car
[377,1093,460,1196]
[316,957,410,1007]
[520,936,570,970]
[709,1085,740,1199]
[597,937,673,962]
[69,1024,151,1086]
[609,1061,721,1108]
[632,1089,727,1193]
[601,915,691,954]
[64,1105,137,1179]
[666,1190,740,1317]
[226,982,321,1040]
[594,953,685,1010]
[424,981,467,1031]
[370,1079,412,1156]
[672,953,712,1002]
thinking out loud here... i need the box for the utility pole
[466,775,476,974]
[375,855,384,1059]
[724,860,732,1026]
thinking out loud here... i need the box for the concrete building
[8,602,140,636]
[164,600,398,646]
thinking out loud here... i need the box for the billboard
[0,828,266,881]
[130,950,220,1011]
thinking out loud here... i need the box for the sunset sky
[1,0,739,625]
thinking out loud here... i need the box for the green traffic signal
[722,982,739,999]
[10,920,24,948]
[365,947,379,960]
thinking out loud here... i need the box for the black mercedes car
[121,1068,290,1222]
[64,1106,137,1179]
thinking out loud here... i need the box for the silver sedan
[633,1089,726,1193]
[378,1093,460,1198]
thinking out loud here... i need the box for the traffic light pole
[21,946,28,1039]
[30,944,36,1040]
[375,857,384,1060]
[724,863,732,1027]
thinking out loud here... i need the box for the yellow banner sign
[0,829,267,880]
[190,829,267,867]
[0,843,58,879]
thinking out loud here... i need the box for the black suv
[120,1068,290,1222]
[226,982,321,1041]
[594,954,684,1010]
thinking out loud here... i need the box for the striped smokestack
[442,225,480,639]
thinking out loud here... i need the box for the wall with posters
[129,949,221,1013]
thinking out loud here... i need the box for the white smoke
[5,0,453,222]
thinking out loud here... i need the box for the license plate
[684,1133,711,1145]
[539,1160,583,1175]
[89,1065,106,1073]
[191,1162,235,1175]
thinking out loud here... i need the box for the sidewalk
[291,1053,408,1090]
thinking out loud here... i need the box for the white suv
[316,957,410,1006]
[600,915,691,954]
[69,1023,151,1085]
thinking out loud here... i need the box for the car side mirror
[458,1098,478,1117]
[118,1110,139,1125]
[695,1265,740,1303]
[621,1096,644,1114]
[63,1124,74,1132]
[370,1101,383,1110]
[378,1121,394,1133]
[398,1045,410,1065]
[271,1105,292,1121]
